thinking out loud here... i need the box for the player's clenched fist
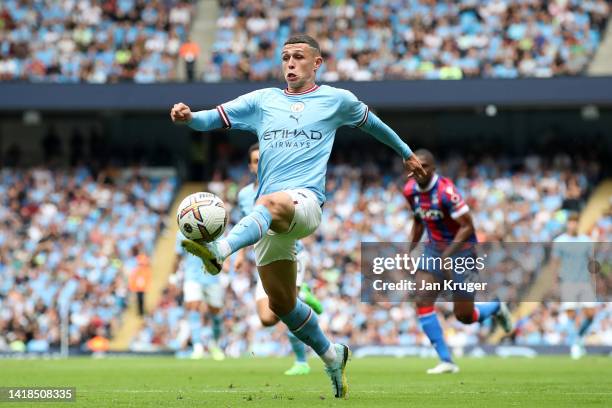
[404,154,426,179]
[171,102,193,124]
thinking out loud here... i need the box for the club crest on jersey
[290,102,305,113]
[446,186,461,203]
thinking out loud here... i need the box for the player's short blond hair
[283,35,321,55]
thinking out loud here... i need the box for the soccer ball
[177,192,227,242]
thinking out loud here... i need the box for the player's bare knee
[268,296,296,317]
[455,311,474,324]
[256,193,292,219]
[256,195,279,214]
[416,296,434,307]
[416,297,435,308]
[259,312,279,327]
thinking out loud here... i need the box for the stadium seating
[0,0,193,82]
[209,0,610,81]
[514,302,612,346]
[134,152,612,355]
[0,167,176,352]
[1,0,609,82]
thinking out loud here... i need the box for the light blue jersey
[552,233,594,283]
[176,232,218,285]
[217,85,371,205]
[237,182,257,217]
[237,182,304,253]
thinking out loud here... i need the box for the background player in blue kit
[235,143,322,375]
[176,233,225,361]
[403,149,513,374]
[551,212,598,359]
[171,34,425,398]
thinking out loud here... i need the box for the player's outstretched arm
[170,102,224,131]
[403,154,425,179]
[170,102,193,124]
[360,112,426,179]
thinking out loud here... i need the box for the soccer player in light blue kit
[170,34,425,399]
[176,233,225,360]
[235,143,322,376]
[551,212,598,359]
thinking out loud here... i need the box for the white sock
[216,240,232,259]
[321,343,337,365]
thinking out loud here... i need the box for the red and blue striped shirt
[403,174,477,243]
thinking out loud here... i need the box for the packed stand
[0,0,194,82]
[0,167,176,352]
[512,303,612,346]
[206,0,610,82]
[134,150,611,356]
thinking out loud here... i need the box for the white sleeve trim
[450,204,469,219]
[216,105,231,128]
[356,105,369,127]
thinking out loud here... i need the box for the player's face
[249,149,259,176]
[281,44,322,90]
[567,219,578,235]
[415,154,435,186]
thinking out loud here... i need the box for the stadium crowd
[207,0,611,81]
[0,0,194,82]
[1,0,609,82]
[132,150,612,357]
[0,167,176,352]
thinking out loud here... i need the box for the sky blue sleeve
[217,90,262,133]
[188,109,224,131]
[338,89,369,127]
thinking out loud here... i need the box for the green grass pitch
[0,356,611,407]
